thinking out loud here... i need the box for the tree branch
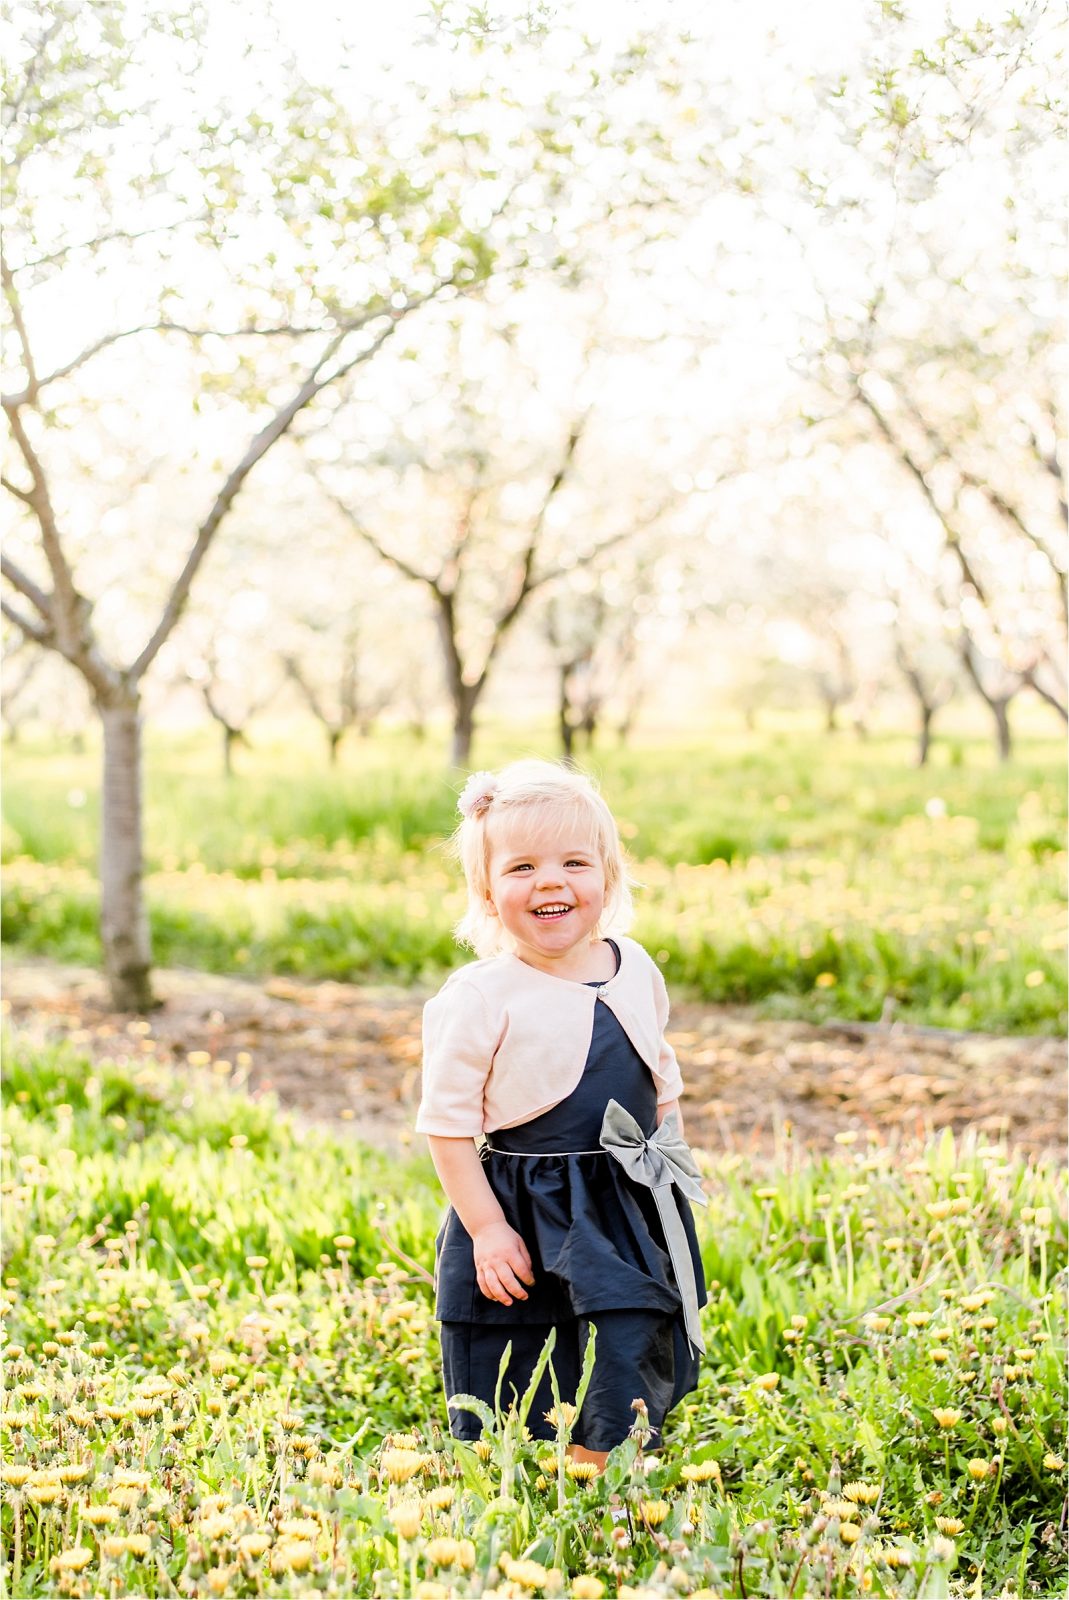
[488,415,589,649]
[852,380,991,603]
[312,474,436,587]
[2,314,380,408]
[9,213,209,276]
[1,597,51,645]
[1,256,38,397]
[128,302,423,683]
[282,654,330,724]
[1022,663,1069,722]
[2,474,35,507]
[1,553,53,619]
[4,396,81,620]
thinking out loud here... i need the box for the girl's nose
[534,862,564,887]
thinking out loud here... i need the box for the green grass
[2,718,1065,1031]
[2,1032,1066,1596]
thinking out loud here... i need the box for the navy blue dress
[435,940,707,1453]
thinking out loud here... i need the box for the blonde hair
[451,758,634,958]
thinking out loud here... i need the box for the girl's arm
[656,1097,684,1136]
[426,1135,535,1307]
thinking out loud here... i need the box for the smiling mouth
[531,904,572,919]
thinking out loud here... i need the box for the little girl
[416,758,707,1468]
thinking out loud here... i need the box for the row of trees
[3,1,1065,1007]
[3,546,1060,774]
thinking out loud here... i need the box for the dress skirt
[434,947,707,1453]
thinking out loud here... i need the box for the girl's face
[484,808,607,974]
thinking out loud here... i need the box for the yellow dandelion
[125,1534,151,1557]
[426,1486,455,1510]
[543,1402,577,1428]
[906,1311,932,1327]
[278,1411,302,1432]
[932,1409,961,1430]
[565,1460,600,1482]
[1024,970,1046,987]
[815,972,837,988]
[843,1481,880,1504]
[880,1547,913,1569]
[681,1459,722,1484]
[966,1459,991,1481]
[81,1504,119,1527]
[2,1466,32,1487]
[27,1483,63,1504]
[502,1556,549,1589]
[51,1548,94,1573]
[474,1439,494,1461]
[935,1516,964,1535]
[753,1372,780,1391]
[823,1498,861,1519]
[572,1580,605,1599]
[279,1517,320,1540]
[237,1533,271,1558]
[333,1235,355,1250]
[270,1538,315,1574]
[839,1522,862,1544]
[101,1536,128,1559]
[200,1516,235,1542]
[415,1584,450,1600]
[425,1537,462,1567]
[638,1499,671,1527]
[381,1448,423,1484]
[1043,1453,1066,1472]
[389,1500,423,1539]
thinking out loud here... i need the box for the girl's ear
[485,894,499,917]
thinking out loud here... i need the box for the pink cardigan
[415,936,685,1138]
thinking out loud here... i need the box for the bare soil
[3,957,1064,1164]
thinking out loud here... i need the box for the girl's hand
[472,1220,535,1305]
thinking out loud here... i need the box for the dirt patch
[3,957,1064,1163]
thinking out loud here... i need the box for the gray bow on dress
[599,1098,708,1357]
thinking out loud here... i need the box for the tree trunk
[99,695,154,1011]
[916,704,934,767]
[449,686,480,768]
[328,728,342,765]
[559,662,575,758]
[992,698,1012,762]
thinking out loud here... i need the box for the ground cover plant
[2,721,1065,1033]
[2,1031,1065,1598]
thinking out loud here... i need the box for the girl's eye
[566,860,589,868]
